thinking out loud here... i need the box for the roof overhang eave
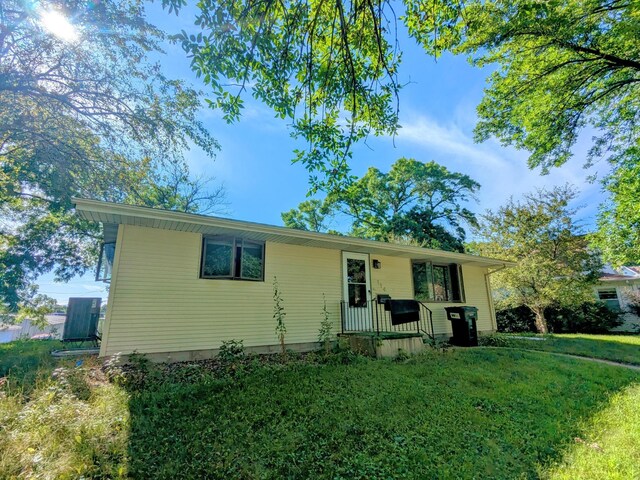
[73,198,516,268]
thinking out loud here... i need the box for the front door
[342,252,372,331]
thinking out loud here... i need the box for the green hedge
[497,303,622,334]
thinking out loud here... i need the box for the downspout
[484,265,507,332]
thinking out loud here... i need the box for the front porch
[339,298,435,340]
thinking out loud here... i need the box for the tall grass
[0,342,129,479]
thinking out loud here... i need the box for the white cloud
[392,112,609,227]
[399,116,507,169]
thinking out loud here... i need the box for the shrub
[496,306,536,333]
[218,339,245,363]
[497,303,622,334]
[622,289,640,317]
[549,302,622,333]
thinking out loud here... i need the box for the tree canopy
[470,185,602,333]
[165,0,639,261]
[283,158,479,251]
[0,0,224,316]
[281,200,334,233]
[165,0,638,176]
[591,161,640,266]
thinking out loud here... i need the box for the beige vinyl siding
[101,225,497,356]
[369,257,494,336]
[370,255,414,299]
[101,224,342,356]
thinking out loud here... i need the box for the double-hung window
[200,236,265,281]
[412,261,465,302]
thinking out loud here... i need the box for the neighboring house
[596,265,640,332]
[0,324,22,343]
[74,198,513,360]
[0,313,67,343]
[21,313,67,339]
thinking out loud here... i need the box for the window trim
[95,242,116,283]
[411,260,466,303]
[200,235,265,281]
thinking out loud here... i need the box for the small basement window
[412,261,465,303]
[200,236,265,281]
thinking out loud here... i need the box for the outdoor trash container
[445,306,478,347]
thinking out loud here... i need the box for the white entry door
[342,252,372,331]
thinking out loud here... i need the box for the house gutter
[484,265,508,332]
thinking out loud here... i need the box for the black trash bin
[445,306,478,347]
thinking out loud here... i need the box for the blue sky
[36,4,610,304]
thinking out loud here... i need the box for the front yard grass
[1,341,639,479]
[497,333,640,365]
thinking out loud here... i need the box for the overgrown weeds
[0,344,129,479]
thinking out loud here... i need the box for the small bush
[218,339,245,363]
[51,365,92,400]
[549,303,622,333]
[103,353,126,386]
[623,289,640,317]
[496,306,536,333]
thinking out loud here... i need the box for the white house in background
[596,265,640,332]
[0,324,22,343]
[0,313,67,343]
[21,313,67,339]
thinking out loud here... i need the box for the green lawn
[497,333,640,365]
[1,341,639,479]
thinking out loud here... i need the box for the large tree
[0,0,224,315]
[281,199,334,233]
[165,0,639,258]
[591,160,640,266]
[471,186,602,333]
[283,158,479,251]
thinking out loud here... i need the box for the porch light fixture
[372,259,381,269]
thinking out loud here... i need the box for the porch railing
[340,299,434,340]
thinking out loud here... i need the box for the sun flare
[39,10,79,42]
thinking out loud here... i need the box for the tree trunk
[533,308,548,334]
